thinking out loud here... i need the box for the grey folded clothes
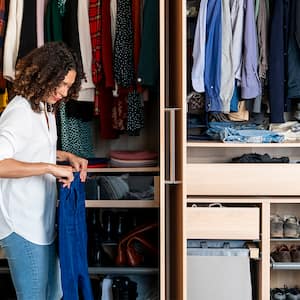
[231,153,289,163]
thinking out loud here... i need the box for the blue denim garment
[229,82,240,112]
[204,0,223,112]
[58,172,93,300]
[0,233,62,300]
[220,128,285,143]
[206,121,260,140]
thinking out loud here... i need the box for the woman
[0,41,88,299]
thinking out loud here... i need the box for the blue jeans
[0,232,62,300]
[58,172,93,300]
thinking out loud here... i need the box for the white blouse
[0,96,57,245]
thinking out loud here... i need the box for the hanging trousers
[58,172,93,300]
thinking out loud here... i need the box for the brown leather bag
[115,223,158,266]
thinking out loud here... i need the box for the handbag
[115,223,159,266]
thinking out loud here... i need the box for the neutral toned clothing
[191,0,208,93]
[230,0,244,82]
[36,0,48,47]
[220,0,234,112]
[77,0,95,102]
[241,0,261,99]
[256,0,268,79]
[0,96,57,245]
[3,0,23,81]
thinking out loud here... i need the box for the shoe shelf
[187,141,300,148]
[0,266,160,275]
[85,200,159,208]
[271,238,300,242]
[88,267,159,275]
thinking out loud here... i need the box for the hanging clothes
[191,0,208,93]
[0,0,9,89]
[268,0,289,123]
[240,0,261,100]
[58,172,93,300]
[3,0,23,81]
[137,0,159,87]
[17,0,37,59]
[287,0,300,99]
[113,0,134,87]
[203,0,222,112]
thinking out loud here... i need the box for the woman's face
[46,69,77,104]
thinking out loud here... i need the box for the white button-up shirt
[0,96,57,245]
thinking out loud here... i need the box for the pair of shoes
[271,244,300,262]
[271,287,300,300]
[271,215,284,238]
[284,216,299,238]
[290,245,300,262]
[270,215,300,238]
[271,244,292,262]
[286,287,300,300]
[271,288,286,300]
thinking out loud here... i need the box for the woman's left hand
[68,153,88,182]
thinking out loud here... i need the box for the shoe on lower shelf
[283,216,299,238]
[271,244,291,263]
[290,245,300,263]
[271,288,286,300]
[286,287,300,300]
[271,214,284,238]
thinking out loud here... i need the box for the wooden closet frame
[169,1,300,299]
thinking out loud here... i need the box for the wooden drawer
[185,205,260,239]
[186,163,300,196]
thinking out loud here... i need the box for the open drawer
[185,204,260,240]
[186,163,300,196]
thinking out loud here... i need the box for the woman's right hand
[49,164,74,188]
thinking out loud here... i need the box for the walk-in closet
[0,0,168,299]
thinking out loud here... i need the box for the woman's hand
[68,153,88,182]
[56,150,88,182]
[49,164,74,188]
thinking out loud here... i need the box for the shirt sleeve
[0,104,32,160]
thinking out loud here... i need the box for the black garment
[113,0,134,87]
[231,153,289,163]
[63,0,82,63]
[269,0,289,123]
[17,0,37,59]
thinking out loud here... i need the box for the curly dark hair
[12,41,85,112]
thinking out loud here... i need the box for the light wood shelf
[84,176,160,208]
[85,200,159,208]
[187,141,300,148]
[87,167,160,173]
[88,267,159,275]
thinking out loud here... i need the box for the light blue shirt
[241,0,261,99]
